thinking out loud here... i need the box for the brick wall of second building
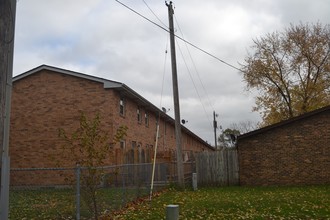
[237,110,330,186]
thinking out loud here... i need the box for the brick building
[237,105,330,186]
[10,65,214,170]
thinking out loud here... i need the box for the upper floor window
[119,97,125,116]
[137,107,141,123]
[144,112,149,127]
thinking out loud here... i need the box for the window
[119,97,125,116]
[145,144,153,149]
[132,141,137,149]
[137,107,141,123]
[120,140,126,149]
[144,112,149,127]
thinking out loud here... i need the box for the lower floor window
[120,140,126,149]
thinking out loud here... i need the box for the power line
[139,0,170,109]
[142,1,217,129]
[176,38,213,128]
[115,0,243,73]
[115,0,168,32]
[159,38,169,109]
[142,0,168,29]
[174,14,215,121]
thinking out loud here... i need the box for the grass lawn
[112,185,330,220]
[10,188,76,219]
[9,186,150,219]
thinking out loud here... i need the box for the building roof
[238,105,330,140]
[14,64,215,150]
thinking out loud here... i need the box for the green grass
[112,185,330,220]
[9,185,329,219]
[9,186,150,219]
[10,188,76,219]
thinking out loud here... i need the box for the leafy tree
[218,128,240,148]
[58,112,127,219]
[241,23,330,126]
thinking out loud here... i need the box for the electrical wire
[159,38,169,109]
[142,0,170,108]
[142,0,168,29]
[174,14,215,125]
[176,39,213,128]
[174,14,214,108]
[115,0,243,73]
[142,0,215,127]
[115,0,168,32]
[117,0,218,128]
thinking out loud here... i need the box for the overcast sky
[13,0,330,145]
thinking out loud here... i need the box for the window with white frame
[119,97,125,116]
[137,107,141,123]
[144,112,149,127]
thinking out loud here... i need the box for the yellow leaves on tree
[241,22,330,126]
[58,112,128,167]
[58,111,128,219]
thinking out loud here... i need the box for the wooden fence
[195,149,239,186]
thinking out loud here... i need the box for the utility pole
[0,0,16,219]
[213,111,218,149]
[166,1,184,187]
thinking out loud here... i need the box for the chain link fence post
[75,164,81,220]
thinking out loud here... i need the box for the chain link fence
[9,163,176,219]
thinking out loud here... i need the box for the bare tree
[229,120,258,134]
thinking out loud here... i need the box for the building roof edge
[238,105,330,140]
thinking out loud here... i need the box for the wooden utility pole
[0,0,16,219]
[166,1,184,187]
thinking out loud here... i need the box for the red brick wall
[10,70,116,168]
[10,69,210,171]
[237,109,330,186]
